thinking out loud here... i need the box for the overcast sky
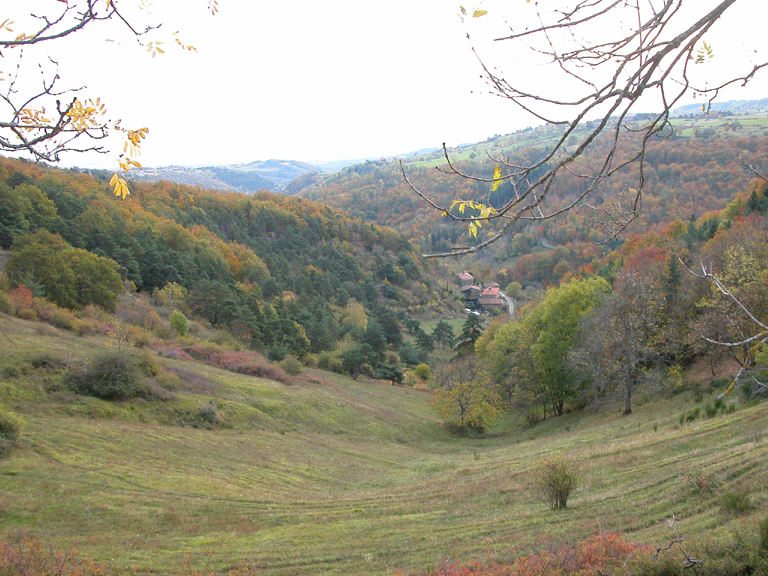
[10,0,768,170]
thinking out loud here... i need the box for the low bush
[279,355,303,376]
[413,363,432,380]
[533,454,579,510]
[197,401,224,428]
[170,309,189,336]
[0,530,106,576]
[28,352,65,370]
[63,351,148,400]
[677,467,721,494]
[47,309,80,331]
[155,345,195,362]
[397,531,651,576]
[0,291,11,314]
[525,408,544,427]
[0,407,25,457]
[316,351,342,373]
[162,366,218,394]
[16,308,37,321]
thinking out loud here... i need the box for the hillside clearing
[1,314,767,575]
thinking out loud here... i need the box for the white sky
[7,0,768,170]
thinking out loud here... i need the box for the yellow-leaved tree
[0,1,217,197]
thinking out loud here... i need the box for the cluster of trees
[430,205,768,431]
[0,157,453,377]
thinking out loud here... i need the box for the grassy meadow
[1,312,768,575]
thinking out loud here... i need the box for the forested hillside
[296,113,768,268]
[0,156,456,377]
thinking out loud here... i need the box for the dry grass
[1,314,767,575]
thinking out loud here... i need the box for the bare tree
[403,0,767,258]
[685,260,768,399]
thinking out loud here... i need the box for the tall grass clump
[534,454,580,510]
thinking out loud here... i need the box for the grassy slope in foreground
[1,313,767,575]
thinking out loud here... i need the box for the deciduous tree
[430,356,503,432]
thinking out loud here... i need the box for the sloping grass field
[1,313,767,575]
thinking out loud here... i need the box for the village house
[456,272,507,312]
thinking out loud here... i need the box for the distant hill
[125,148,447,194]
[126,159,321,194]
[673,97,768,116]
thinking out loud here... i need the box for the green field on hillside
[1,314,767,575]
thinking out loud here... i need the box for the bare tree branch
[403,0,766,258]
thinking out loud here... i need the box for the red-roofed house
[478,285,506,311]
[457,272,475,287]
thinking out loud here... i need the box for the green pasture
[1,314,767,575]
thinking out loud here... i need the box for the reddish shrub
[0,530,105,576]
[175,345,295,385]
[398,532,651,576]
[155,345,195,362]
[7,286,34,310]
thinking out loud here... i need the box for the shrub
[28,352,65,370]
[0,291,11,314]
[0,530,106,576]
[279,355,303,376]
[155,345,195,362]
[525,408,544,427]
[266,345,288,362]
[534,455,579,509]
[0,408,24,457]
[678,467,720,494]
[170,309,189,336]
[316,351,342,373]
[413,363,432,380]
[63,351,147,400]
[16,308,37,321]
[198,401,223,427]
[163,366,218,394]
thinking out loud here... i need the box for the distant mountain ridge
[126,159,321,194]
[673,97,768,116]
[126,147,446,195]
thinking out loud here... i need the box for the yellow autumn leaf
[473,9,487,17]
[110,174,130,198]
[490,164,502,192]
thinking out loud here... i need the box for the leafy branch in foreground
[404,0,767,258]
[0,1,213,197]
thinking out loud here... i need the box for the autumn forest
[1,109,768,576]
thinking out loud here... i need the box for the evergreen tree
[415,328,435,353]
[454,313,484,355]
[432,320,456,350]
